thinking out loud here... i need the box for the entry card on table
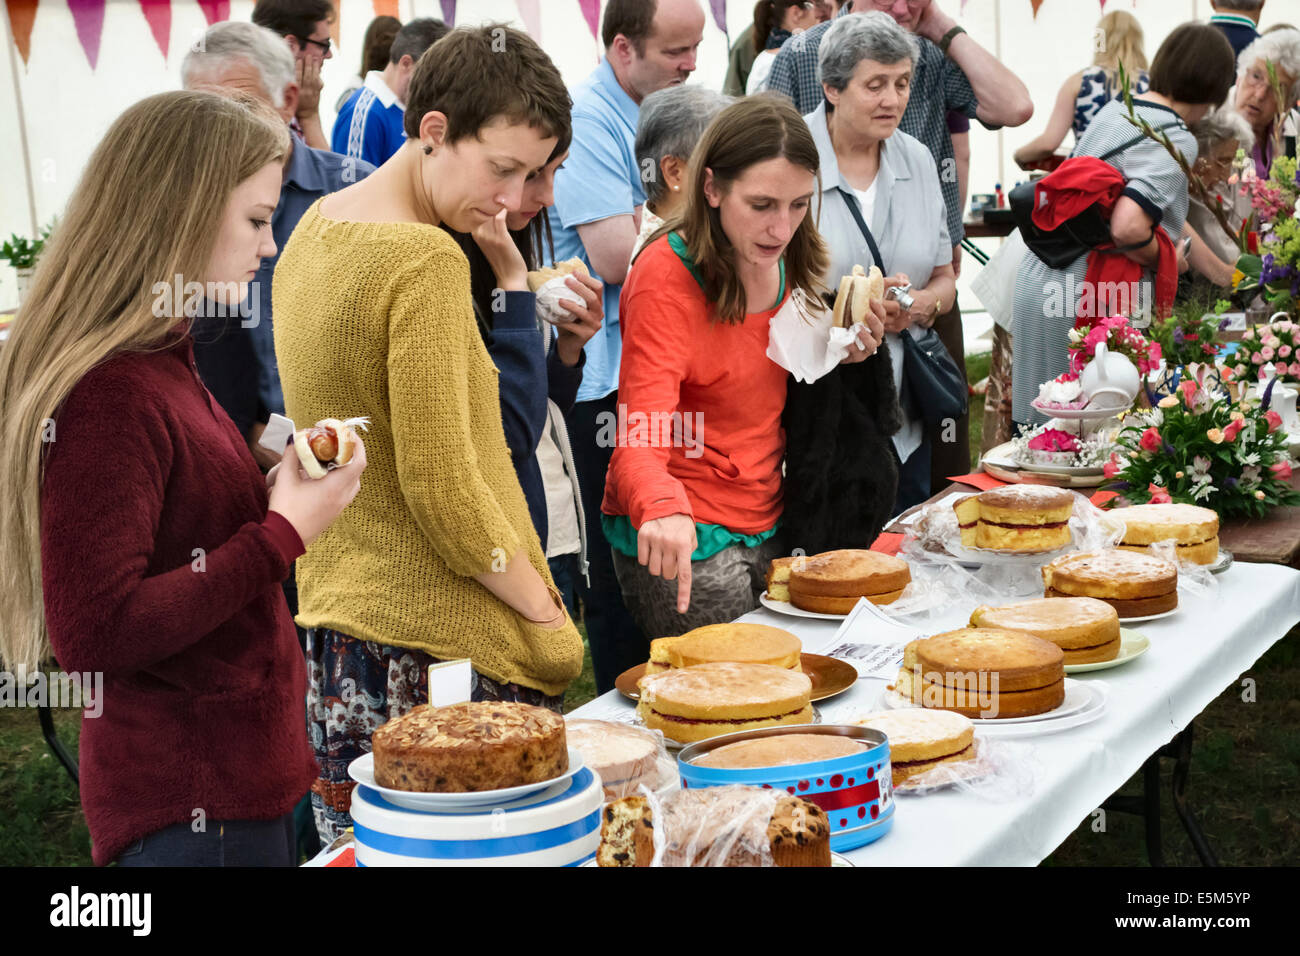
[426,659,472,707]
[823,598,928,680]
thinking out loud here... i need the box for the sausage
[306,426,338,462]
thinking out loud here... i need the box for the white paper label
[426,659,472,707]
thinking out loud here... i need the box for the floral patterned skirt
[304,627,565,849]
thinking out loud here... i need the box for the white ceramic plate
[880,680,1109,738]
[982,441,1106,477]
[1030,399,1127,420]
[1207,550,1233,574]
[347,748,585,811]
[759,592,845,621]
[880,677,1099,725]
[1064,628,1150,673]
[1118,607,1178,624]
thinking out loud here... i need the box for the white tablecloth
[570,561,1300,866]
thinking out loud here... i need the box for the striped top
[1010,98,1196,426]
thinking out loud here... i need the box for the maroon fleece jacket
[40,334,316,866]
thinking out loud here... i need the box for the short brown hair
[251,0,335,41]
[404,24,571,148]
[1149,23,1235,106]
[643,94,829,325]
[602,0,657,54]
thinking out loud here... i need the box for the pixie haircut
[403,24,571,146]
[1148,23,1236,107]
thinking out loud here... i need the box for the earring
[423,145,433,155]
[672,185,680,191]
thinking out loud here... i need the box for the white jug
[1079,342,1140,409]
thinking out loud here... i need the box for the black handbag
[840,191,967,426]
[1009,122,1180,269]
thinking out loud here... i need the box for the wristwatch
[939,25,966,56]
[931,293,944,325]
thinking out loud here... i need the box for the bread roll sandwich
[832,264,884,329]
[526,257,589,292]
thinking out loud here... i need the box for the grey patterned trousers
[611,534,787,640]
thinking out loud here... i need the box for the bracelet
[524,585,568,626]
[939,25,966,56]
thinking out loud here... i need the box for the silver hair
[1237,28,1300,102]
[1193,105,1255,156]
[636,86,734,203]
[818,11,920,94]
[181,21,296,110]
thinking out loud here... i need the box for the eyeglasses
[301,35,331,55]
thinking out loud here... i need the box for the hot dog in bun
[293,417,366,479]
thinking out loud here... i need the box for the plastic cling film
[564,718,676,802]
[642,785,781,867]
[1144,539,1219,600]
[891,737,1040,801]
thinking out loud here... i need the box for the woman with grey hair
[1187,105,1256,267]
[1234,29,1300,178]
[799,11,957,514]
[631,86,733,259]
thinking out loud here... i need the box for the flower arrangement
[1068,315,1162,377]
[1013,421,1117,468]
[1226,317,1300,385]
[1105,364,1300,518]
[1232,155,1300,308]
[1150,306,1231,370]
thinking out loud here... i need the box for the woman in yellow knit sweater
[272,26,582,846]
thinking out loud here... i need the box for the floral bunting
[196,0,229,27]
[578,0,600,43]
[371,0,399,17]
[440,0,455,25]
[516,0,540,40]
[708,0,726,35]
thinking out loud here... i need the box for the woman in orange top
[601,95,885,639]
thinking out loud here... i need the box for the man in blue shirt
[1209,1,1264,62]
[547,0,705,694]
[332,18,448,168]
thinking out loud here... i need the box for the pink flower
[1265,410,1284,432]
[1148,342,1162,364]
[1147,483,1172,505]
[1028,429,1081,453]
[1224,419,1245,442]
[1179,379,1198,405]
[1103,453,1122,479]
[1291,361,1300,376]
[1139,427,1162,453]
[1244,328,1255,340]
[1252,351,1264,364]
[1263,346,1277,361]
[1271,461,1294,480]
[1280,345,1293,359]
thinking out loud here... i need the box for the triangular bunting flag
[372,0,399,18]
[516,0,541,40]
[578,0,600,43]
[1030,0,1044,17]
[440,0,455,25]
[196,0,229,26]
[139,0,170,60]
[708,0,726,35]
[5,0,38,66]
[67,0,105,69]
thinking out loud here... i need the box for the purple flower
[1163,440,1176,456]
[1224,476,1238,489]
[1219,317,1232,331]
[1173,327,1184,345]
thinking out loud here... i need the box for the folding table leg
[1166,723,1219,867]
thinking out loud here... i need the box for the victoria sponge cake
[953,485,1074,552]
[666,623,801,670]
[636,662,814,744]
[900,628,1065,719]
[372,702,567,792]
[1042,550,1178,616]
[852,710,976,784]
[787,549,911,612]
[1111,503,1220,565]
[971,597,1121,664]
[765,557,796,602]
[565,719,662,800]
[690,733,865,769]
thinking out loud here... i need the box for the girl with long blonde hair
[1014,10,1152,169]
[0,90,364,866]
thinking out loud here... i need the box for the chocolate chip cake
[371,702,567,792]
